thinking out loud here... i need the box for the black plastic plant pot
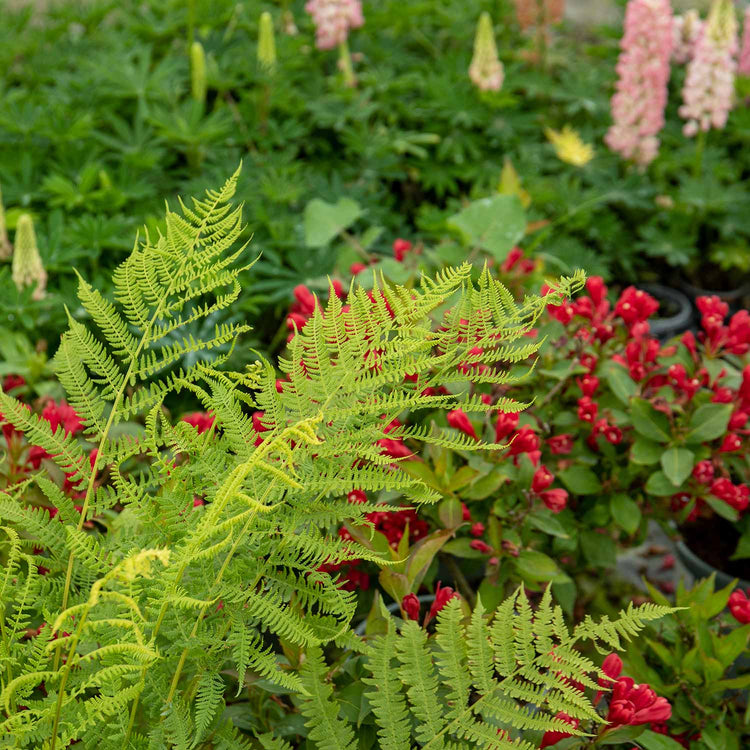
[676,516,750,590]
[637,283,694,340]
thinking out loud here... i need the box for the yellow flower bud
[258,12,277,72]
[190,41,207,104]
[469,13,504,92]
[12,214,47,300]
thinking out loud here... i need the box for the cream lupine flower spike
[12,214,47,300]
[679,0,738,137]
[258,12,277,72]
[0,184,11,260]
[190,41,207,104]
[469,12,504,92]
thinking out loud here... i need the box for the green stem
[693,129,706,179]
[338,40,356,87]
[188,0,196,49]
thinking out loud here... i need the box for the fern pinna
[286,590,673,750]
[0,167,634,749]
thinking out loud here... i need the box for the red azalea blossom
[347,489,366,504]
[3,374,25,392]
[181,411,215,434]
[42,400,83,435]
[350,262,367,275]
[578,374,599,397]
[540,712,579,748]
[547,434,574,455]
[531,465,554,493]
[470,522,485,537]
[615,287,659,325]
[728,589,750,624]
[402,593,421,621]
[461,502,471,522]
[719,433,743,453]
[577,397,598,424]
[393,238,413,262]
[709,478,749,512]
[495,411,520,442]
[692,460,714,484]
[447,409,478,440]
[540,488,568,513]
[606,677,671,727]
[426,582,458,624]
[507,426,539,457]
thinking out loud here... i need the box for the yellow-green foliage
[0,169,595,748]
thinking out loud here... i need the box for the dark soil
[681,516,750,581]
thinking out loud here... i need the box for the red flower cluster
[531,464,568,513]
[358,505,429,549]
[606,677,671,726]
[540,712,579,748]
[728,589,750,624]
[181,411,215,434]
[400,582,458,625]
[393,238,413,262]
[697,296,750,356]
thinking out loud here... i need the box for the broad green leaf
[660,447,694,487]
[731,528,750,560]
[645,471,681,496]
[630,398,671,443]
[599,725,646,745]
[526,509,571,538]
[684,403,733,444]
[446,195,526,262]
[630,438,663,466]
[462,469,506,500]
[610,494,642,535]
[580,530,616,568]
[558,466,602,495]
[304,197,363,247]
[405,529,453,589]
[438,498,463,528]
[704,493,740,522]
[515,549,569,584]
[604,362,638,405]
[635,729,687,750]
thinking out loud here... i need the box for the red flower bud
[470,539,493,554]
[470,522,485,537]
[447,409,478,440]
[547,434,574,455]
[495,411,519,442]
[393,238,413,262]
[531,465,554,493]
[540,488,568,513]
[729,589,750,624]
[402,593,421,621]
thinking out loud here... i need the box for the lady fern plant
[0,168,662,749]
[283,590,673,750]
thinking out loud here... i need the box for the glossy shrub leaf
[610,494,642,535]
[629,398,671,443]
[645,471,680,496]
[630,438,662,466]
[558,466,602,495]
[684,403,733,445]
[604,362,638,405]
[660,447,694,488]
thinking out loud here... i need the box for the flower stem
[338,40,356,87]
